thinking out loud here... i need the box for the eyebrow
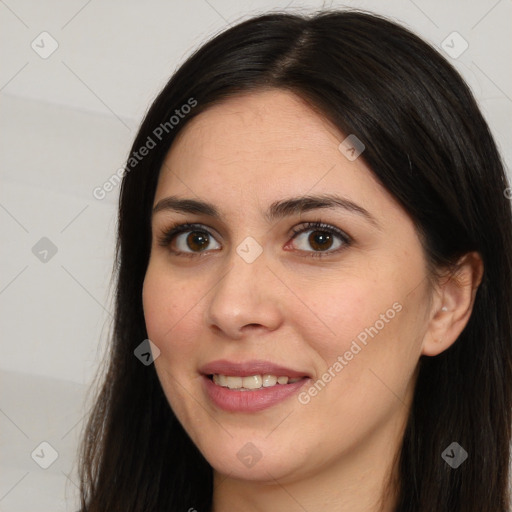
[152,194,380,229]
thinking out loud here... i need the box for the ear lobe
[421,251,484,357]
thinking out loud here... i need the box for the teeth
[212,374,303,390]
[262,374,277,387]
[242,375,262,389]
[225,376,242,390]
[216,374,227,387]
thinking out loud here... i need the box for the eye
[157,221,351,258]
[288,221,351,257]
[157,222,221,256]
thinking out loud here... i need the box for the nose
[204,246,284,340]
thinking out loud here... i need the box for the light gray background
[1,1,511,510]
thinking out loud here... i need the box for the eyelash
[156,221,352,258]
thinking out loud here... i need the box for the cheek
[298,267,421,391]
[142,264,204,421]
[301,277,392,359]
[142,264,202,361]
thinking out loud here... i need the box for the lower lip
[202,375,310,412]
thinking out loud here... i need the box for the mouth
[207,373,306,390]
[199,359,311,412]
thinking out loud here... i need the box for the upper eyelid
[172,222,222,240]
[158,221,351,247]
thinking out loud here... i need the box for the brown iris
[308,231,334,251]
[186,231,210,252]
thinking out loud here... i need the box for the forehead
[168,90,343,168]
[153,89,396,222]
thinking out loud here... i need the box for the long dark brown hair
[77,9,512,511]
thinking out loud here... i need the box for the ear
[421,251,484,357]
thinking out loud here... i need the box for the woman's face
[142,89,434,484]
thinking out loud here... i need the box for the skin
[142,89,483,512]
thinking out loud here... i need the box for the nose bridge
[205,242,282,336]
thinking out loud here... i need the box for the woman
[77,9,512,512]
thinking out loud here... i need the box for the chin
[198,436,304,483]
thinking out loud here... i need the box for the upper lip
[199,359,311,379]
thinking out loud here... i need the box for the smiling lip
[199,359,311,412]
[199,359,311,379]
